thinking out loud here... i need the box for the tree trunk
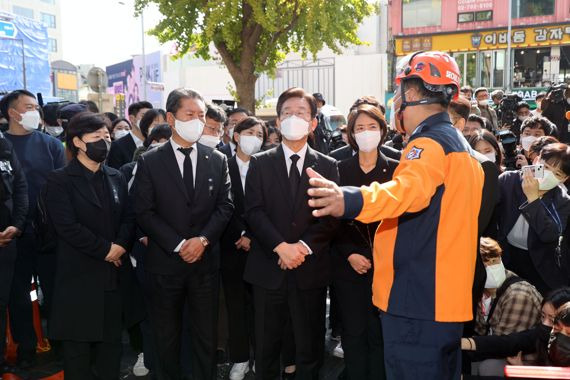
[233,74,257,115]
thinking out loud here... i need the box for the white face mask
[354,130,381,153]
[19,110,41,131]
[483,152,496,163]
[538,169,562,191]
[484,262,506,289]
[199,134,220,148]
[136,120,141,130]
[478,100,488,107]
[175,118,204,143]
[45,125,63,137]
[114,129,129,140]
[239,135,263,156]
[521,135,538,151]
[518,115,529,122]
[280,115,309,141]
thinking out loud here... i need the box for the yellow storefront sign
[396,24,570,56]
[56,72,78,90]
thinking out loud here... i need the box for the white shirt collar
[170,139,198,184]
[282,142,308,162]
[236,155,249,170]
[130,131,144,148]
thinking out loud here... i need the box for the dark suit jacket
[329,144,401,162]
[107,133,137,169]
[221,156,249,256]
[219,143,234,160]
[243,145,339,290]
[45,159,141,341]
[134,141,233,276]
[333,152,398,283]
[498,170,570,290]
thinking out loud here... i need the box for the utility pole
[506,0,512,92]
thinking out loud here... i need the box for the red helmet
[395,51,461,100]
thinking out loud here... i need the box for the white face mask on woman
[484,262,506,289]
[538,170,562,191]
[239,135,263,156]
[114,129,129,140]
[483,152,496,163]
[354,130,381,153]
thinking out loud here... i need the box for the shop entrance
[453,52,477,88]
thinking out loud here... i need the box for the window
[41,13,56,28]
[475,11,493,21]
[12,6,33,19]
[48,38,57,53]
[458,13,474,23]
[453,52,477,88]
[512,0,554,18]
[402,0,442,28]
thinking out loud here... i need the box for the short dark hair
[346,104,388,152]
[467,114,486,130]
[42,103,60,126]
[449,96,471,121]
[0,89,36,121]
[144,123,172,148]
[536,92,547,101]
[111,117,131,131]
[266,126,282,144]
[521,115,554,136]
[139,108,167,138]
[350,96,385,114]
[460,86,473,97]
[276,87,317,119]
[206,104,227,123]
[104,112,118,122]
[226,107,252,119]
[165,89,204,115]
[65,112,108,157]
[540,143,570,177]
[468,130,503,168]
[232,116,267,145]
[515,101,530,112]
[529,136,559,158]
[128,101,153,117]
[78,100,100,113]
[474,87,488,97]
[404,78,451,107]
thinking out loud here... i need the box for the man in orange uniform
[307,51,484,379]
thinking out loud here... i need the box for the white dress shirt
[282,142,308,177]
[279,142,312,255]
[235,155,249,192]
[170,138,197,186]
[131,131,144,148]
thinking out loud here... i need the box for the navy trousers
[381,312,463,380]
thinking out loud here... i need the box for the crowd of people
[1,50,570,380]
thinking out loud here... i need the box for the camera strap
[541,199,564,267]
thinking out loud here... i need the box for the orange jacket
[343,112,484,322]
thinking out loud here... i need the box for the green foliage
[135,0,377,77]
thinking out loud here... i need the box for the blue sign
[0,20,17,38]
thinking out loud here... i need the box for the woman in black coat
[333,104,398,380]
[497,143,570,296]
[45,112,137,380]
[220,116,266,378]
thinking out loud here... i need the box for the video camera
[499,93,522,127]
[496,129,519,171]
[547,83,568,104]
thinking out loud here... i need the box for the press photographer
[542,83,570,143]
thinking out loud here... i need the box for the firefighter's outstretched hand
[307,168,344,218]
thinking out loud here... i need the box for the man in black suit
[107,101,153,169]
[244,87,339,380]
[134,89,233,380]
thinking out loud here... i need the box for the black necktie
[178,147,194,200]
[289,154,300,199]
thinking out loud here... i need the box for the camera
[499,93,522,127]
[496,129,519,170]
[548,83,568,104]
[329,129,346,151]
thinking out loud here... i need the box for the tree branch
[258,0,300,68]
[215,40,241,79]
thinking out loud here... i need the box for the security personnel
[307,51,484,380]
[0,131,28,374]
